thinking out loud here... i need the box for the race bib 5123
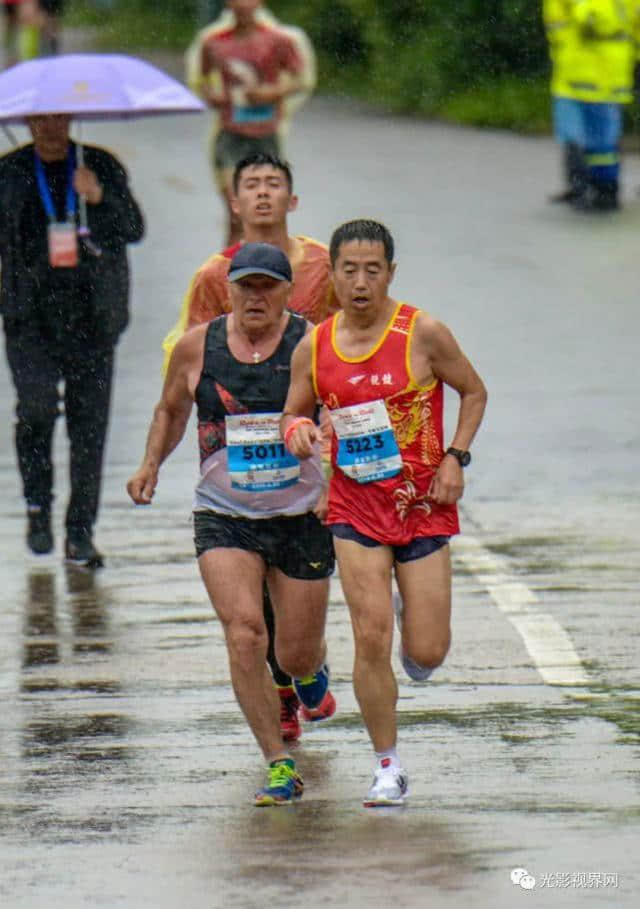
[330,399,402,484]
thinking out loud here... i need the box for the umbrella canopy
[0,53,205,124]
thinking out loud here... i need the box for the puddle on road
[2,552,638,906]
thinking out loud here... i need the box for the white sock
[375,747,400,770]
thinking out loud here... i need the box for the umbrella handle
[76,140,89,237]
[75,137,102,257]
[76,141,102,258]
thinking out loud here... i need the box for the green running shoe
[254,758,304,807]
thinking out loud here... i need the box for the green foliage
[440,76,551,132]
[67,0,552,131]
[268,0,549,126]
[313,0,371,66]
[66,0,198,48]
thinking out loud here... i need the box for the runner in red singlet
[311,300,461,544]
[193,0,308,244]
[282,219,487,807]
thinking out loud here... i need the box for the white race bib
[226,413,300,491]
[330,399,402,484]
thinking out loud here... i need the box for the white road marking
[455,535,589,686]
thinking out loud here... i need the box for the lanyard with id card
[35,149,79,268]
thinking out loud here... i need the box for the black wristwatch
[445,447,471,467]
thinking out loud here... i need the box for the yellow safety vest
[543,0,640,103]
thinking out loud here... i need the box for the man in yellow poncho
[544,0,640,210]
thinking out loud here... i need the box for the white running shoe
[392,592,433,682]
[363,764,409,807]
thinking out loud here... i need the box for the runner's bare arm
[202,87,227,108]
[281,332,319,459]
[200,46,227,108]
[414,314,487,504]
[246,72,304,105]
[127,327,203,504]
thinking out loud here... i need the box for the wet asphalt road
[1,89,639,908]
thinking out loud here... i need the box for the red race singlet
[312,302,460,545]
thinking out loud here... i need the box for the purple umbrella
[0,53,205,123]
[0,53,204,248]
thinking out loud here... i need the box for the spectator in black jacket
[0,113,144,566]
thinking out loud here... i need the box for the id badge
[48,222,78,268]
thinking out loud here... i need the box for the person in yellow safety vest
[543,0,640,210]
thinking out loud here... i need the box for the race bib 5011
[226,412,300,491]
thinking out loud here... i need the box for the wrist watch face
[448,447,471,467]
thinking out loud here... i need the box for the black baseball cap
[228,242,292,283]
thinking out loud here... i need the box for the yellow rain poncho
[543,0,640,104]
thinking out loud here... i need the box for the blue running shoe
[293,664,329,710]
[254,758,304,807]
[300,689,336,723]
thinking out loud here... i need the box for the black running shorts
[194,510,335,580]
[212,129,280,188]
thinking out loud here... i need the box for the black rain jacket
[0,142,144,346]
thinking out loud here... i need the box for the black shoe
[64,528,104,569]
[27,507,53,555]
[549,188,583,204]
[571,183,619,213]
